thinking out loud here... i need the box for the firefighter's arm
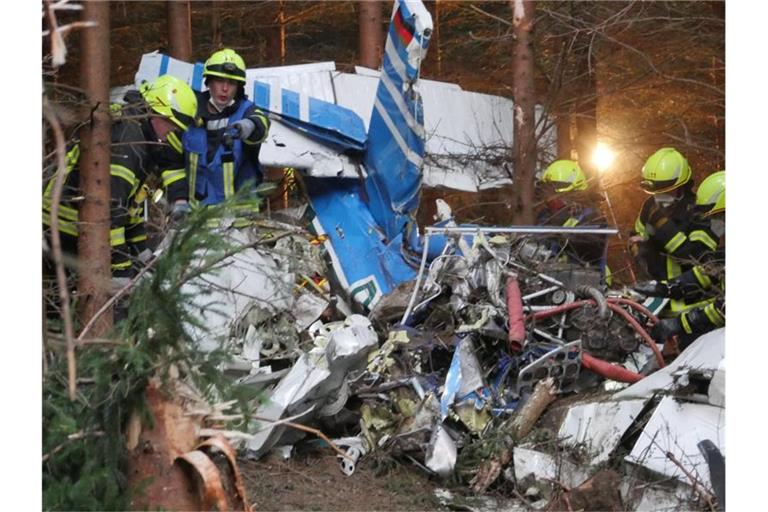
[242,105,270,145]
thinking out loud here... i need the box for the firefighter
[629,148,714,279]
[43,74,198,278]
[640,171,725,348]
[537,159,609,275]
[182,48,270,222]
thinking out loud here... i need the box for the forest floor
[241,452,445,511]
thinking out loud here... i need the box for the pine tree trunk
[511,0,537,225]
[167,0,192,61]
[211,1,222,51]
[265,1,285,66]
[358,0,383,69]
[78,0,112,335]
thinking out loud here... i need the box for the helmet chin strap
[209,96,235,113]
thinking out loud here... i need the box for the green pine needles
[43,198,259,511]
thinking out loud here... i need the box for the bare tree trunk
[424,1,441,74]
[211,1,222,51]
[167,0,192,61]
[358,0,383,69]
[511,0,537,225]
[78,0,112,336]
[265,1,285,66]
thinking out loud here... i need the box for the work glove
[650,317,683,344]
[634,280,669,297]
[169,200,191,226]
[231,118,256,140]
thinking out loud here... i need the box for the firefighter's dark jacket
[632,185,718,281]
[42,90,187,275]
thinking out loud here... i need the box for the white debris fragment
[557,399,646,465]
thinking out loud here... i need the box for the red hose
[527,300,593,321]
[582,353,643,383]
[506,275,526,353]
[605,302,665,368]
[607,297,659,325]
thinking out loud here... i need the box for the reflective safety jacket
[666,246,724,328]
[183,96,269,222]
[42,91,187,276]
[632,188,714,297]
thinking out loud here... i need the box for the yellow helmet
[640,147,692,194]
[696,170,725,217]
[540,160,588,193]
[203,49,247,83]
[139,74,197,131]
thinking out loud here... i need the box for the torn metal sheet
[259,120,360,178]
[557,399,647,465]
[625,395,725,493]
[180,229,295,353]
[513,447,591,489]
[245,315,378,456]
[333,436,368,476]
[708,358,725,407]
[306,176,416,309]
[425,424,457,477]
[293,290,330,333]
[614,328,724,401]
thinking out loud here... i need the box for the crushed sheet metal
[334,436,368,476]
[425,424,457,477]
[259,120,360,178]
[180,229,294,352]
[440,339,463,421]
[625,395,725,493]
[513,447,591,489]
[708,358,725,407]
[293,290,330,332]
[557,399,647,465]
[245,315,378,456]
[614,328,724,401]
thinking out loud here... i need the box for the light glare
[593,143,615,172]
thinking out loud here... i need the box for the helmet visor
[640,177,680,194]
[205,62,246,82]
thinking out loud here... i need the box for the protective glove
[169,200,191,225]
[650,317,683,344]
[633,280,668,297]
[231,118,256,140]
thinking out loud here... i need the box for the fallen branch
[43,430,105,462]
[510,377,557,440]
[43,95,77,402]
[665,451,717,512]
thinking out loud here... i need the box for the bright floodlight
[593,143,615,173]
